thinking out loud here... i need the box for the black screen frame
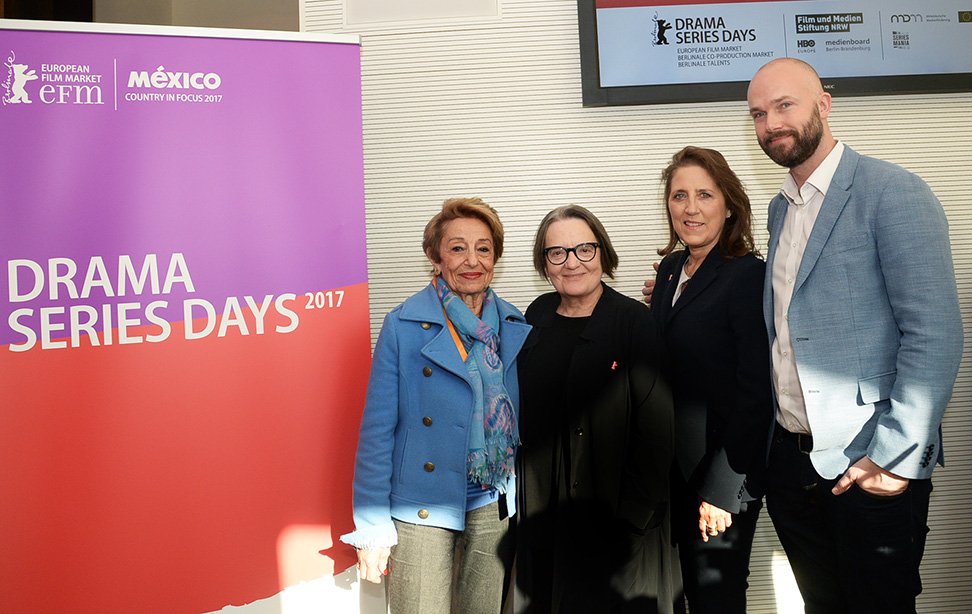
[578,0,972,107]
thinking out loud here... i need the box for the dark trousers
[766,427,932,614]
[671,473,761,614]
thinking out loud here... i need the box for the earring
[726,211,731,218]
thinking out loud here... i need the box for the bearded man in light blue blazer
[747,58,963,614]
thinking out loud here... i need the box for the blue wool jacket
[341,281,531,549]
[763,146,962,479]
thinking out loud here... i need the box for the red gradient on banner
[0,283,369,614]
[596,0,775,7]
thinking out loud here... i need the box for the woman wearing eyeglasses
[513,205,682,614]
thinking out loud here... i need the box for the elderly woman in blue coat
[341,197,531,614]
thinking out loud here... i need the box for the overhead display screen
[579,0,972,106]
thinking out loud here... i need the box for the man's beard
[759,106,824,168]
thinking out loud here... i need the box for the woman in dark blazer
[515,205,682,614]
[650,147,773,613]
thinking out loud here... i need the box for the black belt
[776,424,813,454]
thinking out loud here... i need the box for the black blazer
[651,247,773,513]
[515,283,681,613]
[518,283,674,531]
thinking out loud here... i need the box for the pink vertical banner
[0,20,367,613]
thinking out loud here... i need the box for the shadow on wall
[203,565,386,614]
[203,524,386,614]
[277,525,336,589]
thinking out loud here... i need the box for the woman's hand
[356,547,391,584]
[698,500,733,542]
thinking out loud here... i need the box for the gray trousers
[388,501,511,614]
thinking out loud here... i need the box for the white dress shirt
[672,262,692,305]
[772,141,845,434]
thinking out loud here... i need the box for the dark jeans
[671,474,761,614]
[766,427,932,614]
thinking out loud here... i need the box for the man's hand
[642,262,660,307]
[832,456,909,497]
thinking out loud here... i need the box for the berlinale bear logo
[653,14,673,46]
[3,51,39,105]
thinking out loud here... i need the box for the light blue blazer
[342,281,531,549]
[763,146,963,480]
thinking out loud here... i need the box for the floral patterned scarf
[435,277,518,492]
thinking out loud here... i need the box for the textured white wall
[301,2,972,612]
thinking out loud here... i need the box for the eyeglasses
[543,242,600,265]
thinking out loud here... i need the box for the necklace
[684,258,701,277]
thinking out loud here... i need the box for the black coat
[514,283,681,614]
[650,247,773,513]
